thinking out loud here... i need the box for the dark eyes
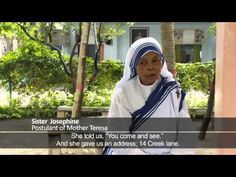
[152,58,162,64]
[139,60,152,65]
[139,61,146,65]
[153,58,158,62]
[138,57,161,65]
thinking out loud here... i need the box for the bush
[176,61,215,94]
[0,97,26,119]
[185,90,208,109]
[0,91,74,118]
[0,59,215,118]
[87,58,215,94]
[86,58,124,91]
[83,88,112,107]
[0,88,209,118]
[0,42,69,94]
[28,91,74,118]
[83,58,123,107]
[0,89,112,118]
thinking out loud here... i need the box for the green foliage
[0,22,72,93]
[83,88,112,107]
[0,22,215,117]
[0,88,209,118]
[28,91,74,118]
[83,58,123,107]
[0,22,18,38]
[0,89,111,118]
[86,57,124,90]
[176,61,215,94]
[0,22,131,94]
[99,22,126,42]
[0,56,124,118]
[0,41,69,93]
[185,90,208,109]
[0,97,25,119]
[0,91,74,119]
[209,23,216,37]
[0,59,215,118]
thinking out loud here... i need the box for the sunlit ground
[0,87,31,106]
[0,148,102,155]
[0,87,10,106]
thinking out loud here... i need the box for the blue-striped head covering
[129,41,165,79]
[114,37,173,94]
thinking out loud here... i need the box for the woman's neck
[137,76,159,88]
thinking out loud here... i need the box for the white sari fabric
[104,37,193,155]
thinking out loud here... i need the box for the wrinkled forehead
[130,42,164,69]
[140,50,162,60]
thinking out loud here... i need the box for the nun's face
[136,51,162,85]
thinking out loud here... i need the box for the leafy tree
[0,22,132,94]
[0,42,68,94]
[0,22,75,93]
[87,22,133,89]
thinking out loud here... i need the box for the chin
[140,75,159,85]
[145,80,156,85]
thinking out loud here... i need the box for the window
[175,44,202,63]
[174,29,205,44]
[76,44,103,60]
[130,27,149,45]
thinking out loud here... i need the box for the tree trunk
[198,68,215,140]
[72,22,91,118]
[160,22,176,76]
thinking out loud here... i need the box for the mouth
[148,73,156,76]
[146,74,157,78]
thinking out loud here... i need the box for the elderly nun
[103,37,194,155]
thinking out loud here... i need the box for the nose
[147,61,154,71]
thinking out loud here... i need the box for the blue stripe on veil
[129,77,179,133]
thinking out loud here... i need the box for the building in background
[0,22,216,64]
[101,22,216,63]
[61,22,215,63]
[0,33,19,58]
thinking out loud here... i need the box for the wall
[104,36,118,59]
[104,22,216,62]
[215,22,236,154]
